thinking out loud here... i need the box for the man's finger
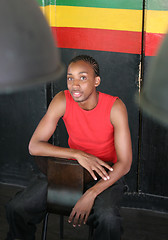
[73,213,80,227]
[84,213,89,225]
[78,214,85,226]
[100,160,113,172]
[96,165,110,180]
[94,167,108,180]
[68,209,75,223]
[89,169,97,180]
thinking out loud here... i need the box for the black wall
[0,86,47,185]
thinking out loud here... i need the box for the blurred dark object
[0,0,64,93]
[139,34,168,127]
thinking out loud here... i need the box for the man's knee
[97,207,121,229]
[6,195,24,217]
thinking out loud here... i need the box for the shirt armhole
[62,90,69,120]
[109,96,119,127]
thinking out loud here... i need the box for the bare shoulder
[50,90,66,106]
[110,98,128,126]
[111,98,127,113]
[47,90,66,118]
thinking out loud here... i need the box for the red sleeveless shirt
[62,90,118,163]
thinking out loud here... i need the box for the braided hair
[69,55,100,77]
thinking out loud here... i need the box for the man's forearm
[29,141,77,159]
[29,142,114,181]
[86,161,131,198]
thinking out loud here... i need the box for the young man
[6,55,132,240]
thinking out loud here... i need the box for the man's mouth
[71,91,82,98]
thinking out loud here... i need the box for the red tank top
[62,90,118,163]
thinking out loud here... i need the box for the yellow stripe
[40,5,57,26]
[41,5,142,32]
[145,10,168,34]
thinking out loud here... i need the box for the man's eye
[80,76,86,80]
[67,77,73,81]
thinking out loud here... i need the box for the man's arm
[68,99,132,226]
[29,91,76,159]
[88,99,132,195]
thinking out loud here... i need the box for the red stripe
[144,32,166,56]
[51,27,142,54]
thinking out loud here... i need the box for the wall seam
[137,0,146,193]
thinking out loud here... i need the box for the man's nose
[72,78,80,87]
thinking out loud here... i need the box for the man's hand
[75,150,113,181]
[68,189,96,227]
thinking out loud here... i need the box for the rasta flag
[37,0,168,56]
[38,0,143,55]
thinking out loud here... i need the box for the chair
[35,156,93,240]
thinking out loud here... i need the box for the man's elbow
[124,156,132,174]
[28,141,37,156]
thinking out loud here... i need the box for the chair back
[35,156,93,216]
[47,158,84,215]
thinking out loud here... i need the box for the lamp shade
[0,0,64,93]
[139,33,168,127]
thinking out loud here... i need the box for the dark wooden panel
[53,49,140,192]
[140,115,168,196]
[0,85,47,186]
[139,56,168,196]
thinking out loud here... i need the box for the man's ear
[95,76,101,87]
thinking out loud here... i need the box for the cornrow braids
[69,55,100,77]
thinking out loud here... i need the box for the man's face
[67,60,100,104]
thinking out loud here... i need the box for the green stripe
[37,0,143,10]
[36,0,56,7]
[147,0,168,11]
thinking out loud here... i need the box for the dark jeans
[5,174,126,240]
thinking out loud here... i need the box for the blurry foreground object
[139,34,168,127]
[0,0,64,93]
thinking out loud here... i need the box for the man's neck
[78,92,99,111]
